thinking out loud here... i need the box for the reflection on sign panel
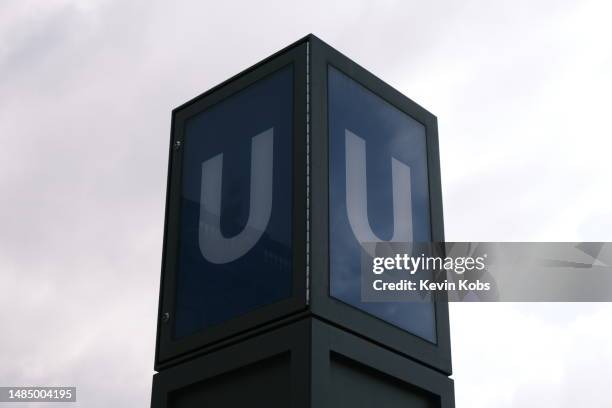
[174,66,293,339]
[328,66,437,343]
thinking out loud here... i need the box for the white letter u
[345,129,413,245]
[199,128,274,264]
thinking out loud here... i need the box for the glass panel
[328,66,437,343]
[174,66,294,339]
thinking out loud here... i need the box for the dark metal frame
[152,317,454,408]
[308,35,452,375]
[155,40,309,367]
[152,319,311,408]
[311,318,455,408]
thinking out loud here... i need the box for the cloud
[451,303,612,407]
[0,0,610,407]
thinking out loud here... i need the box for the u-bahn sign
[155,35,450,376]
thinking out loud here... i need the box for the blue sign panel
[328,66,437,343]
[174,66,293,339]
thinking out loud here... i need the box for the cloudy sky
[1,0,611,407]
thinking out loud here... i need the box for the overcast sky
[1,0,611,407]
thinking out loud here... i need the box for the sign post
[152,34,454,408]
